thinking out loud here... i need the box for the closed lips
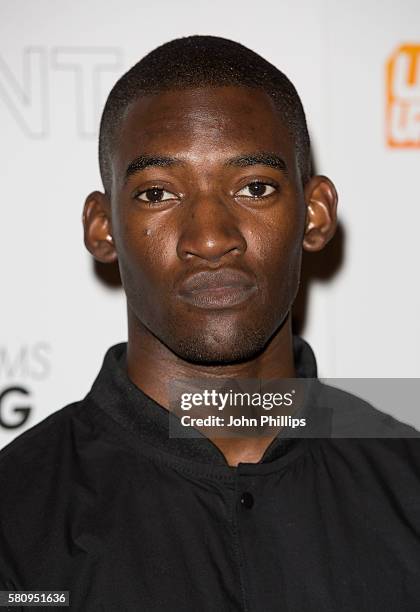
[178,269,256,294]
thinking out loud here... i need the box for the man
[1,35,419,611]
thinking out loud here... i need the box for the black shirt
[1,337,420,611]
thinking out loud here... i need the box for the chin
[171,326,271,365]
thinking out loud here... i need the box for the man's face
[109,86,307,364]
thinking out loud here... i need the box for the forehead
[112,86,297,179]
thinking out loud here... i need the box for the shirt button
[240,492,254,509]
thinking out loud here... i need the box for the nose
[177,193,247,264]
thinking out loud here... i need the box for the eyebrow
[124,151,288,183]
[225,152,288,174]
[124,155,185,182]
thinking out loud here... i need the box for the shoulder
[312,436,420,511]
[0,402,88,583]
[0,401,85,468]
[0,402,88,499]
[0,397,129,584]
[316,381,420,437]
[309,383,420,495]
[0,397,114,512]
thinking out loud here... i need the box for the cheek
[115,217,174,299]
[250,205,305,279]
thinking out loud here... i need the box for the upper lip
[178,268,256,294]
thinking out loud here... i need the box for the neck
[127,314,296,466]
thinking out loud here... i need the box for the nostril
[177,226,246,263]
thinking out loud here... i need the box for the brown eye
[136,187,176,203]
[235,181,276,198]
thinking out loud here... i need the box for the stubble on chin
[169,312,281,365]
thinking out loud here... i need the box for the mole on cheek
[143,228,151,236]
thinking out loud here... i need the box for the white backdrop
[1,0,419,448]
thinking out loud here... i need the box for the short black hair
[99,35,311,194]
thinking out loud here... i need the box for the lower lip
[178,285,258,310]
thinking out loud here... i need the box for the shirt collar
[87,336,319,466]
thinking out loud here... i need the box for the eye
[136,187,177,203]
[235,181,277,199]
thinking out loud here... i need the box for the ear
[82,191,118,263]
[303,176,338,252]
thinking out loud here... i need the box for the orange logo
[386,44,420,147]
